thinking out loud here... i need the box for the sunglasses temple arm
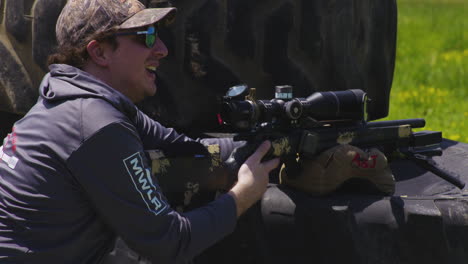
[115,30,149,36]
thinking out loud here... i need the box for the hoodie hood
[41,64,137,118]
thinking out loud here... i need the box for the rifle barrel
[366,118,425,129]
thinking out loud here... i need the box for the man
[0,0,279,263]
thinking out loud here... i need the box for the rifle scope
[221,84,369,131]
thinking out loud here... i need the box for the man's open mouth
[145,66,157,75]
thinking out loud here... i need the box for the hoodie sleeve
[133,109,242,161]
[66,122,237,263]
[133,108,193,148]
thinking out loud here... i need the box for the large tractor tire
[0,0,67,138]
[148,0,398,134]
[195,139,468,264]
[0,0,397,137]
[0,0,65,114]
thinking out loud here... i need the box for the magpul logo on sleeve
[123,152,169,215]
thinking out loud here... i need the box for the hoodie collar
[41,64,137,118]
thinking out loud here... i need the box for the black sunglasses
[114,25,158,48]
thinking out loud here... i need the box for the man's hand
[228,141,280,218]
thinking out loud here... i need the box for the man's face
[106,26,168,103]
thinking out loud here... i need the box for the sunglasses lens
[145,26,157,48]
[146,35,156,48]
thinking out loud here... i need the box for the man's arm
[132,109,193,148]
[67,122,238,263]
[134,109,244,165]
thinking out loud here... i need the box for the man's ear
[86,40,110,67]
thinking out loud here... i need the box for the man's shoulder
[80,97,134,140]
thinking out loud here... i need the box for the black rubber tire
[194,139,468,264]
[0,0,66,115]
[0,0,397,133]
[146,0,398,134]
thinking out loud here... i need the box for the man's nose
[152,38,168,59]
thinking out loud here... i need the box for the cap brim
[119,7,176,29]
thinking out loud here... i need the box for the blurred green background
[382,0,467,143]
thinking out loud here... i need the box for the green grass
[382,0,467,143]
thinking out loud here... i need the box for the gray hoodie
[0,64,237,263]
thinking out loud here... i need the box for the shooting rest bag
[280,144,395,195]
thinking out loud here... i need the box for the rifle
[216,84,464,189]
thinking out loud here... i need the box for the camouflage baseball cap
[56,0,176,47]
